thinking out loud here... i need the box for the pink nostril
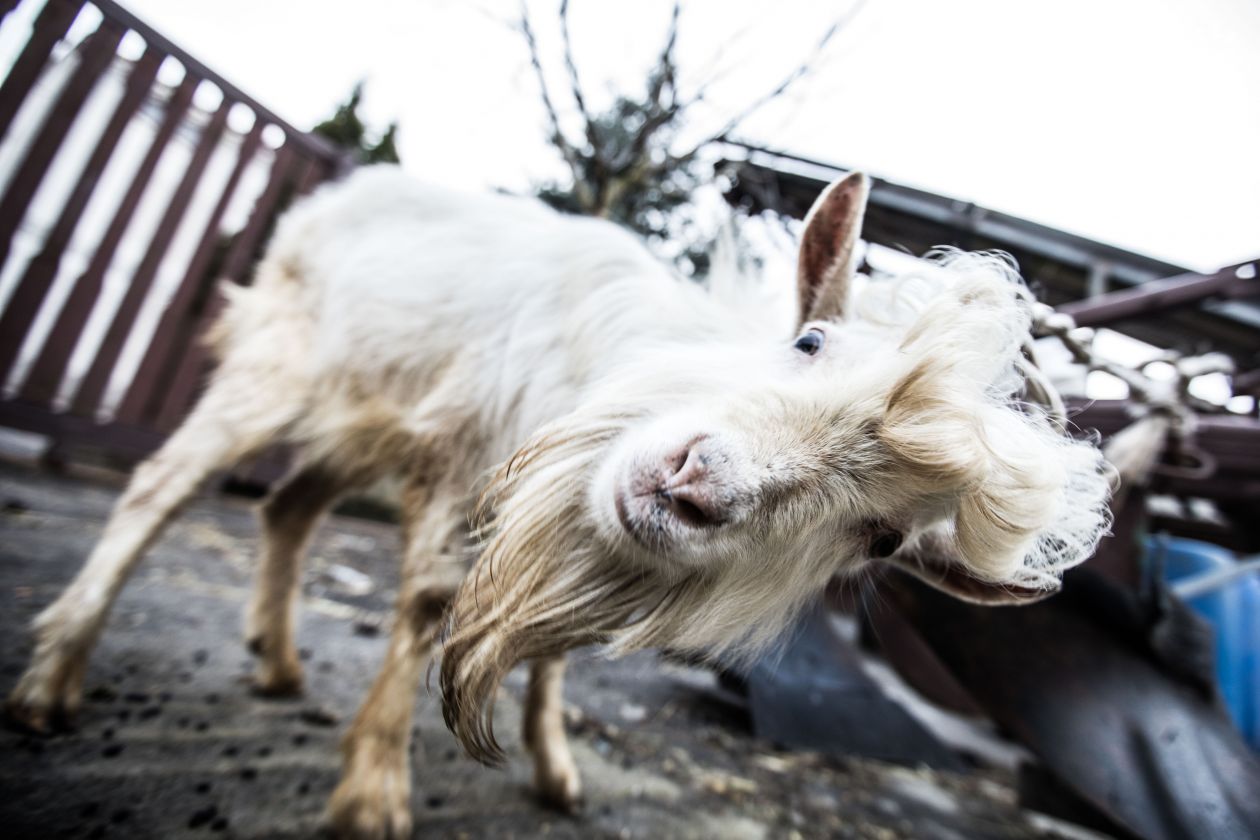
[664,444,707,490]
[660,484,724,528]
[657,436,725,527]
[663,434,707,478]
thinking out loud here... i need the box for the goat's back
[211,166,708,472]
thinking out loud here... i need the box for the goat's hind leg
[246,463,359,696]
[525,655,582,812]
[6,367,299,732]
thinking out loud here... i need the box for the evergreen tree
[313,83,401,165]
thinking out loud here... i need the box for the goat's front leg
[7,372,294,732]
[524,655,582,812]
[327,482,463,840]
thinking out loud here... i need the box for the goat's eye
[794,328,825,355]
[870,530,902,558]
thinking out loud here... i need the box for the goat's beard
[440,410,649,764]
[439,407,839,764]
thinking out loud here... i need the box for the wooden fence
[0,0,350,466]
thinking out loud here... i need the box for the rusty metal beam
[1059,262,1259,327]
[1067,399,1260,506]
[1232,368,1260,397]
[1069,399,1260,461]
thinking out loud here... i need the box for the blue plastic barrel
[1149,536,1260,749]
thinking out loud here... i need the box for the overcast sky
[41,0,1260,272]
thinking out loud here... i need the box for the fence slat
[0,0,84,144]
[9,73,196,410]
[17,47,162,405]
[213,146,302,288]
[72,94,232,416]
[114,115,265,424]
[154,142,300,430]
[294,154,329,196]
[0,21,124,377]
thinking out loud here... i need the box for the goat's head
[441,172,1111,762]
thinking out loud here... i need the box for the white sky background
[112,0,1259,274]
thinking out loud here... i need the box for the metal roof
[721,143,1260,371]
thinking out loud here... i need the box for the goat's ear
[942,577,1060,607]
[796,171,869,325]
[887,551,1061,606]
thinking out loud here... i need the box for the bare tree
[523,0,859,273]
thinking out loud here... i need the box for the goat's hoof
[250,663,304,698]
[535,764,583,814]
[6,697,54,733]
[6,687,74,734]
[327,768,413,840]
[6,659,84,734]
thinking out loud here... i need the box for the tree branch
[612,1,681,176]
[559,0,597,149]
[645,0,680,109]
[676,0,866,161]
[521,0,591,206]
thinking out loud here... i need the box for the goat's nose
[657,438,726,527]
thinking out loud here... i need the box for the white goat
[7,166,1110,839]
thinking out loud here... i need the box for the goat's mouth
[613,484,723,549]
[882,550,1056,606]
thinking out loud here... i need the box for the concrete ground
[0,460,1087,839]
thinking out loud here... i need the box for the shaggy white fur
[8,165,1110,837]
